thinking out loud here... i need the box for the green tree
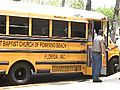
[69,0,84,9]
[12,0,85,9]
[94,7,114,19]
[48,0,61,6]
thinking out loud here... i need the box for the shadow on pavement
[0,76,11,87]
[0,73,90,87]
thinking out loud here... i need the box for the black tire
[108,57,119,75]
[8,62,32,85]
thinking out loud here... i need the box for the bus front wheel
[8,62,32,85]
[108,57,119,75]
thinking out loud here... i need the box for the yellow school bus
[0,1,119,84]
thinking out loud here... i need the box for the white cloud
[91,0,116,8]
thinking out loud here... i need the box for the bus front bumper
[0,70,6,75]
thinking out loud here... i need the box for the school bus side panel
[0,39,88,74]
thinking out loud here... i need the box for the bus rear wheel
[8,62,32,85]
[108,57,119,75]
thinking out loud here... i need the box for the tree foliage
[12,0,85,9]
[69,0,84,9]
[94,7,114,19]
[48,0,61,6]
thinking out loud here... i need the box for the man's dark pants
[92,52,102,81]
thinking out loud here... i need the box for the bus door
[87,20,108,75]
[86,21,94,75]
[94,20,108,75]
[87,21,94,67]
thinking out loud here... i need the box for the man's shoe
[93,79,102,82]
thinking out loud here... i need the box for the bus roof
[0,1,107,21]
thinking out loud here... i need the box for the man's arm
[109,45,118,51]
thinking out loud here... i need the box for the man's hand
[107,47,111,51]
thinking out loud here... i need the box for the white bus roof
[0,1,107,20]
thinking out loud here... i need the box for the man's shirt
[92,35,104,52]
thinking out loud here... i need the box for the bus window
[52,20,68,38]
[71,22,86,38]
[0,15,6,35]
[9,16,29,35]
[88,21,93,41]
[32,19,49,37]
[94,21,101,35]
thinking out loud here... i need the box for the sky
[85,0,116,8]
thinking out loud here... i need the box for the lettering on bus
[54,16,67,19]
[0,40,66,48]
[44,54,66,60]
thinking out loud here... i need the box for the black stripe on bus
[0,61,9,65]
[0,36,87,43]
[35,61,87,65]
[0,49,87,53]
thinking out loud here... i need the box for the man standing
[92,30,106,82]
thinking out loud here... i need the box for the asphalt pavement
[0,72,120,90]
